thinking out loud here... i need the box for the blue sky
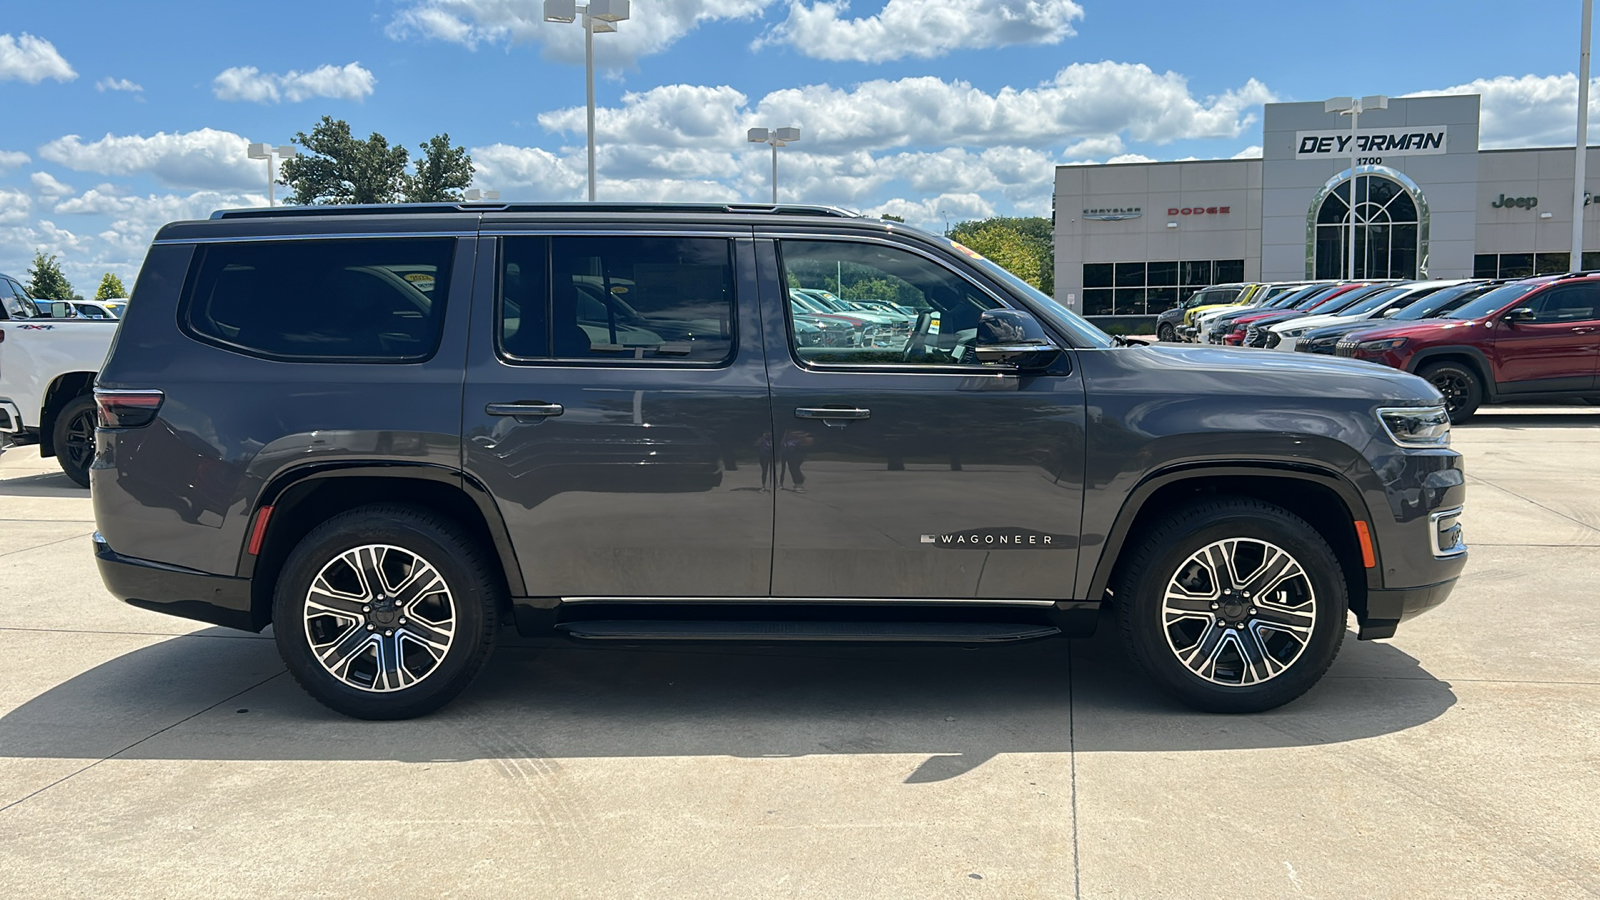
[1,0,1596,288]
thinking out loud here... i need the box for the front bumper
[1357,579,1458,640]
[0,399,22,434]
[93,532,259,632]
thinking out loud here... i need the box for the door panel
[1492,283,1600,392]
[462,234,773,598]
[758,237,1086,600]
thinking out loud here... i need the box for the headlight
[1281,328,1306,338]
[1357,337,1408,352]
[1378,406,1451,448]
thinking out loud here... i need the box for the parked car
[1210,283,1367,345]
[1195,283,1332,343]
[0,280,120,485]
[92,202,1467,720]
[1294,281,1508,356]
[1157,282,1250,342]
[1264,280,1471,350]
[71,299,124,319]
[1335,272,1600,422]
[1241,283,1399,347]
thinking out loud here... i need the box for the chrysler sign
[1295,126,1449,158]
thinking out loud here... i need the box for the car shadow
[0,471,85,497]
[0,615,1455,780]
[1457,410,1600,429]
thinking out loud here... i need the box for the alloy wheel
[1161,538,1317,686]
[62,407,96,473]
[302,544,457,693]
[1429,371,1472,414]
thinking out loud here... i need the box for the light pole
[544,0,630,202]
[1574,0,1593,269]
[247,142,297,206]
[1325,95,1388,278]
[747,126,800,203]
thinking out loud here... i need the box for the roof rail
[1557,269,1600,279]
[210,201,863,220]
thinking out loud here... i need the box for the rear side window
[498,235,735,364]
[181,238,454,362]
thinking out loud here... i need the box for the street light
[544,0,630,202]
[1573,0,1592,269]
[246,142,296,206]
[1324,95,1387,279]
[747,126,800,204]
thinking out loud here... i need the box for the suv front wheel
[1113,498,1348,713]
[272,504,501,719]
[1418,361,1483,424]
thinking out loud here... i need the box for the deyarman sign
[1294,126,1449,158]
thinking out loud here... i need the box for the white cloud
[0,150,29,171]
[468,143,588,197]
[0,33,75,83]
[540,64,1273,156]
[1408,74,1600,149]
[38,129,259,191]
[756,0,1083,63]
[866,194,996,231]
[0,189,31,225]
[388,0,772,66]
[96,76,143,93]
[30,171,74,199]
[1105,153,1156,164]
[1231,145,1262,159]
[213,63,376,104]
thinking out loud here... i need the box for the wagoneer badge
[921,528,1075,549]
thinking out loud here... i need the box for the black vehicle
[91,203,1467,720]
[1295,281,1506,355]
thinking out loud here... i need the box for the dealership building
[1053,94,1600,317]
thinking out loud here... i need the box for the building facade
[1054,94,1600,317]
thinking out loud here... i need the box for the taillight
[93,388,164,428]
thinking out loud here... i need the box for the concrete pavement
[1,408,1597,898]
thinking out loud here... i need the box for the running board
[555,620,1061,643]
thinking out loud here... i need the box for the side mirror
[1379,307,1399,317]
[49,301,71,318]
[1503,307,1535,324]
[974,308,1060,370]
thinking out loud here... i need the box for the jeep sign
[1294,127,1449,159]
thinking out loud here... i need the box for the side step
[555,620,1061,643]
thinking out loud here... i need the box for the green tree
[95,272,127,301]
[279,116,411,205]
[880,213,905,222]
[26,251,75,302]
[405,134,473,203]
[948,216,1055,295]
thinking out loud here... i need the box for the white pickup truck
[0,297,119,486]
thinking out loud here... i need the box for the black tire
[1112,498,1348,713]
[51,394,96,488]
[1418,361,1483,424]
[1157,323,1177,343]
[272,504,501,720]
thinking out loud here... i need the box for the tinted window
[1393,282,1490,320]
[183,238,453,361]
[781,239,1004,366]
[511,236,737,363]
[1525,284,1600,322]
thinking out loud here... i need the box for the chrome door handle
[1571,326,1597,334]
[486,401,564,420]
[795,406,870,422]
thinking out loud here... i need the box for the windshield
[1276,285,1331,308]
[1338,286,1412,317]
[936,236,1114,348]
[1393,282,1488,320]
[1445,282,1540,320]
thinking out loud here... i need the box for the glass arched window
[1307,167,1428,280]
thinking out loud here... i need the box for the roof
[209,202,864,221]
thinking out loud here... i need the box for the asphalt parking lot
[2,408,1598,899]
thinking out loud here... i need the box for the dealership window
[1312,172,1421,280]
[1081,259,1246,315]
[1474,252,1587,279]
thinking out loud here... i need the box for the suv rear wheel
[1113,498,1348,713]
[272,504,501,719]
[1157,322,1177,342]
[1418,361,1482,424]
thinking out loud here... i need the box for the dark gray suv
[91,203,1468,719]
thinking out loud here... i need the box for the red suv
[1336,273,1600,422]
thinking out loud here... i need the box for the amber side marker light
[1353,520,1377,568]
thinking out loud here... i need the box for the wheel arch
[240,463,525,631]
[1407,346,1496,399]
[1088,464,1377,627]
[38,371,96,458]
